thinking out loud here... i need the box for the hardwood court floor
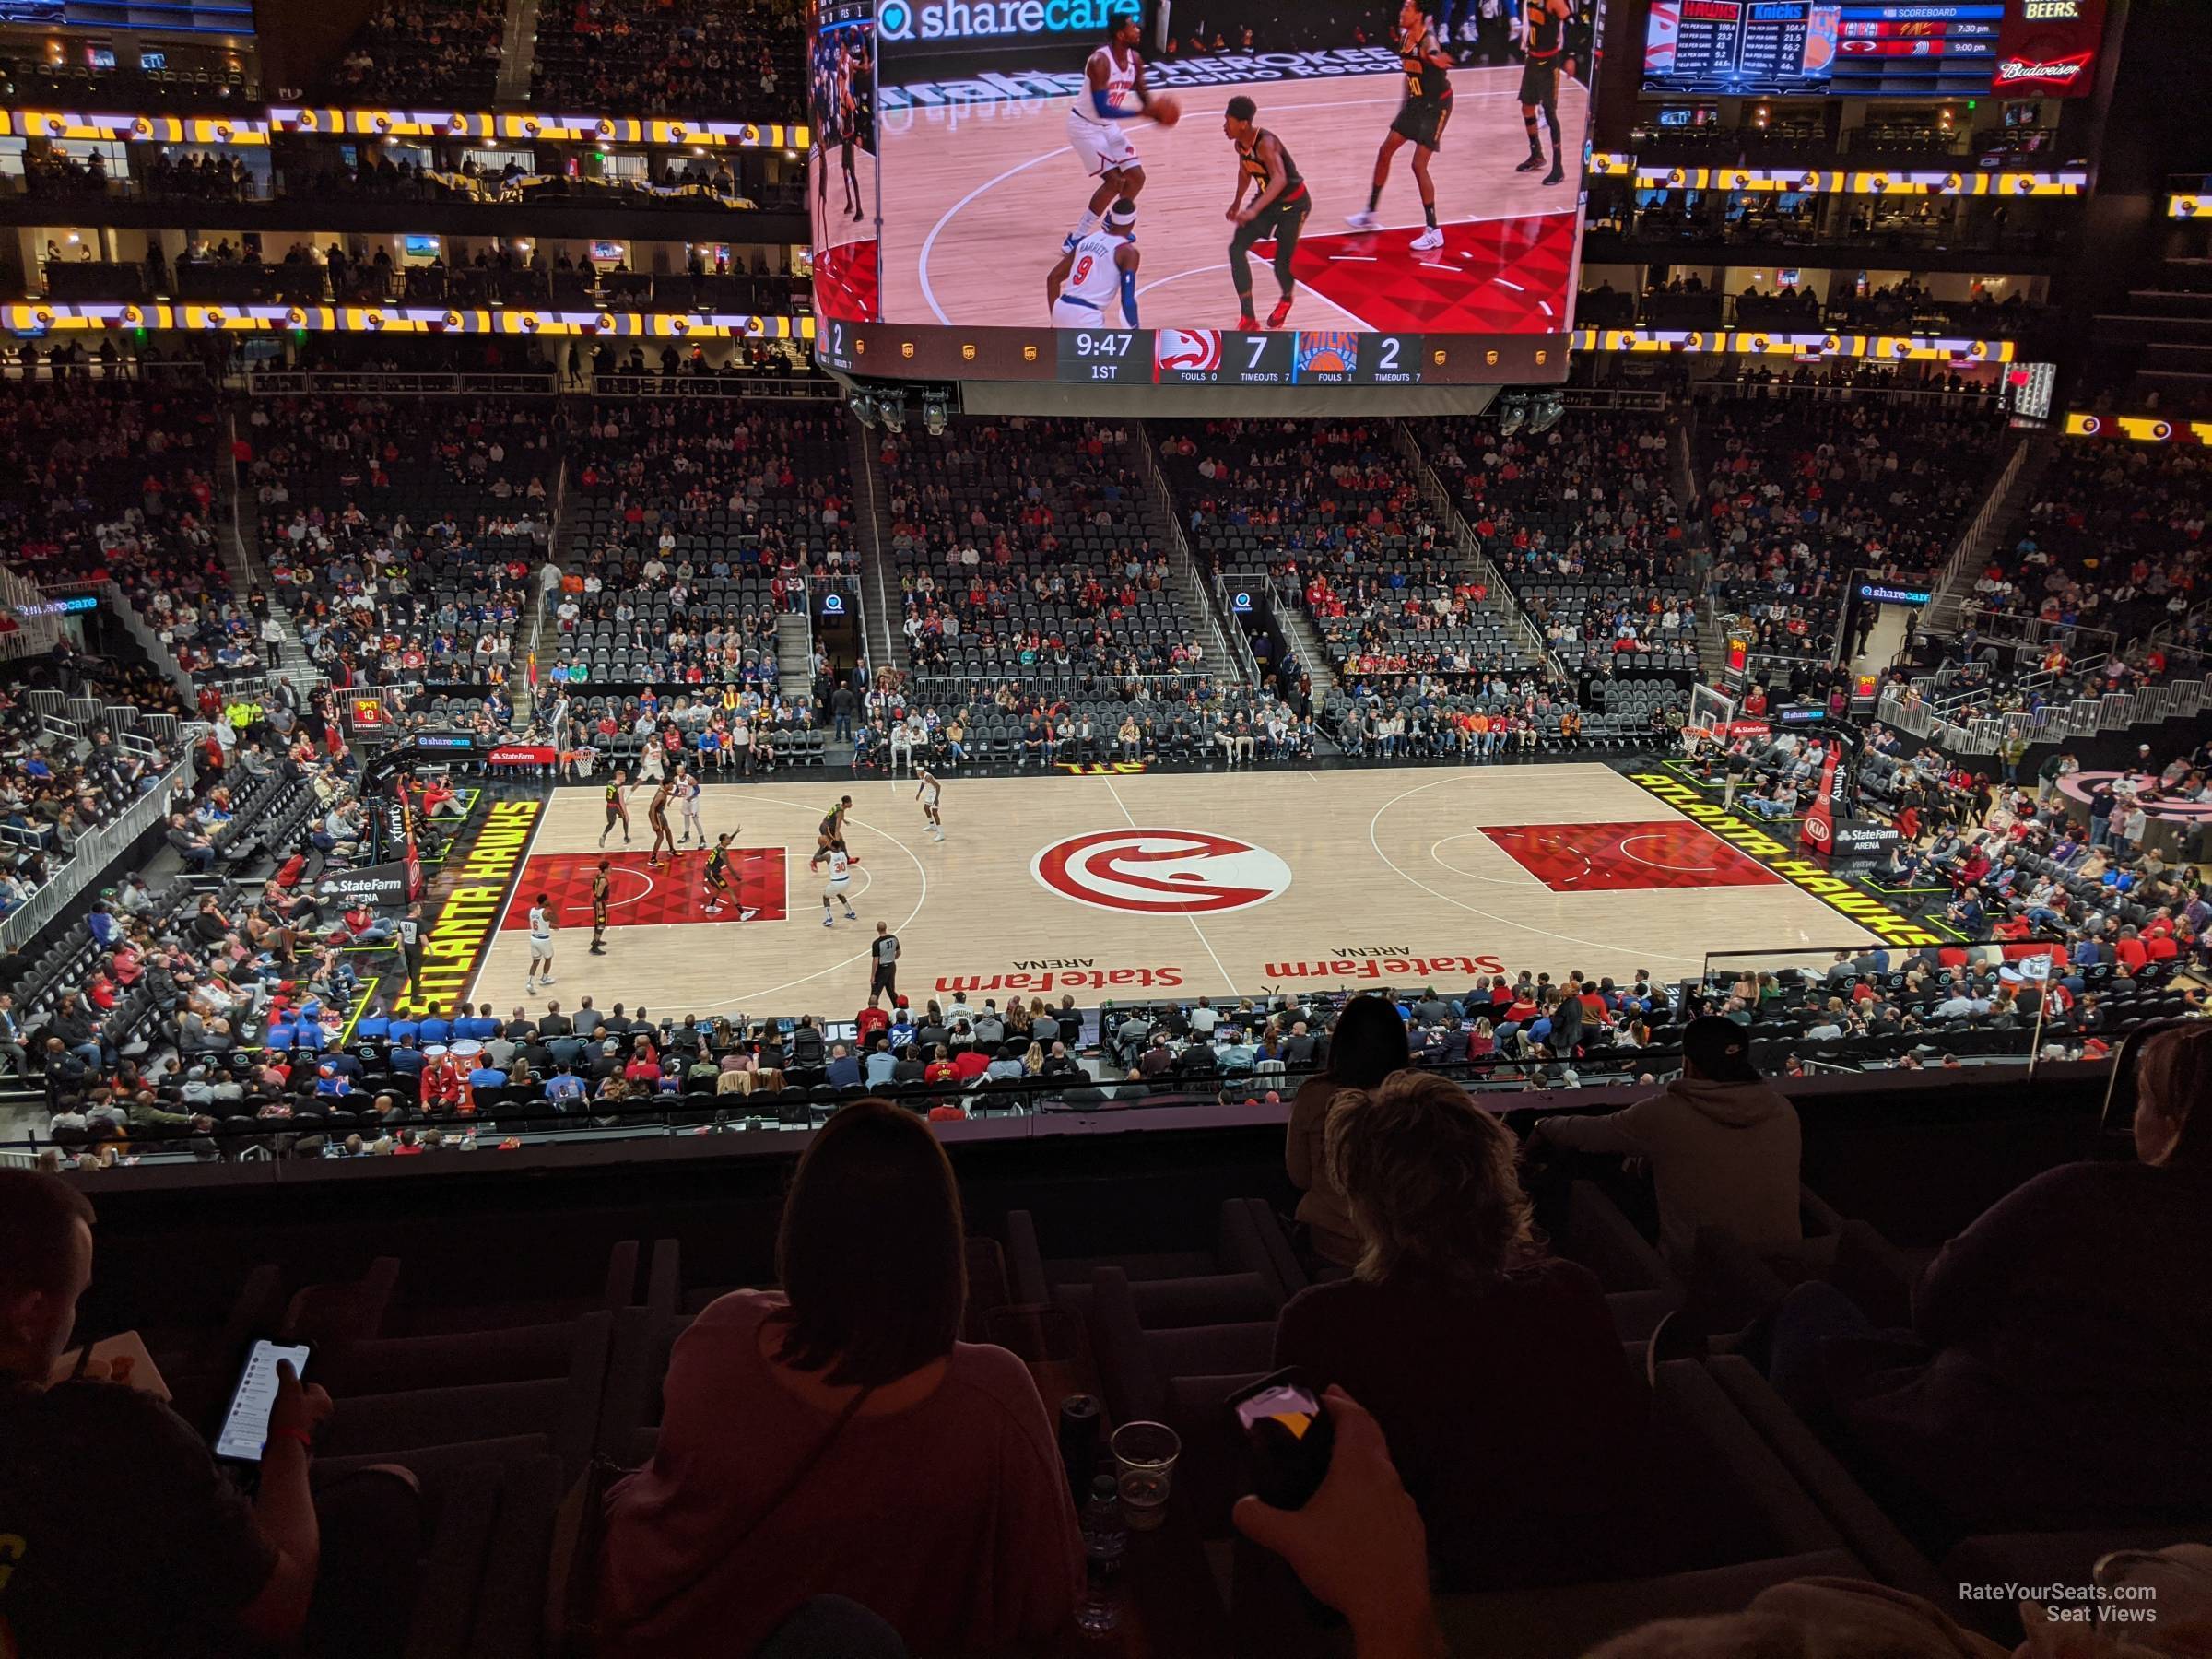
[876,65,1589,331]
[466,764,1873,1018]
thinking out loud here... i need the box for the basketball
[1149,94,1181,126]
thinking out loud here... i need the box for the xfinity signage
[877,0,1128,43]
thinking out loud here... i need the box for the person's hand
[1226,206,1242,223]
[1232,1389,1438,1653]
[265,1359,332,1443]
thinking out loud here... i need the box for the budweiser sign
[1995,51,2093,86]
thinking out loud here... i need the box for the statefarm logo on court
[1032,829,1291,914]
[1265,947,1507,981]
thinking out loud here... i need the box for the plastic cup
[1110,1419,1180,1530]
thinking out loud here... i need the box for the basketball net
[1799,747,1840,854]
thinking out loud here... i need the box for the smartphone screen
[1232,1381,1322,1439]
[215,1340,310,1463]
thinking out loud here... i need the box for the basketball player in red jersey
[1515,0,1571,187]
[1062,13,1181,253]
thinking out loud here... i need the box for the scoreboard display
[1642,0,2107,99]
[816,0,1592,388]
[1060,328,1425,386]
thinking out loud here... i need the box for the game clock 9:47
[1057,328,1147,382]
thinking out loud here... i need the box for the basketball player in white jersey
[525,891,558,993]
[1045,200,1141,328]
[675,768,705,847]
[914,767,945,841]
[1062,13,1178,253]
[821,847,858,927]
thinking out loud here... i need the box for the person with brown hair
[1272,1071,1641,1589]
[1284,994,1410,1268]
[0,1170,419,1657]
[597,1100,1081,1654]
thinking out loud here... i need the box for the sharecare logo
[877,0,1127,41]
[1154,329,1222,374]
[1032,829,1291,914]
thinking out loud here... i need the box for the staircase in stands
[846,414,909,681]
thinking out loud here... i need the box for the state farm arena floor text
[460,764,1888,1015]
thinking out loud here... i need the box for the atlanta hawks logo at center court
[1031,830,1292,915]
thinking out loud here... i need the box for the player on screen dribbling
[1347,0,1455,251]
[821,846,858,927]
[1061,12,1179,253]
[1223,96,1310,331]
[1514,0,1571,187]
[702,830,760,920]
[1045,200,1142,328]
[810,794,853,871]
[915,767,945,842]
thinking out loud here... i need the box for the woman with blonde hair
[1022,1041,1045,1077]
[1271,1070,1641,1589]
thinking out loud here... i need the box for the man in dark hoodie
[1528,1016,1801,1269]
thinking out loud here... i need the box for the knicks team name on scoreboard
[1058,328,1424,385]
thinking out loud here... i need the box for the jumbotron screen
[1641,0,2108,100]
[809,0,1594,385]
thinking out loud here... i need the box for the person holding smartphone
[0,1169,419,1658]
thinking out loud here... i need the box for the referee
[869,922,901,1007]
[397,901,425,996]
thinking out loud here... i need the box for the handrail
[1211,571,1263,687]
[0,746,200,953]
[1133,422,1242,684]
[0,567,66,662]
[585,372,838,402]
[1920,434,2037,634]
[850,415,901,678]
[1394,420,1570,681]
[246,370,561,397]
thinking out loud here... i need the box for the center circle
[1031,828,1292,915]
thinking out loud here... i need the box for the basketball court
[463,763,1880,1018]
[875,65,1588,332]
